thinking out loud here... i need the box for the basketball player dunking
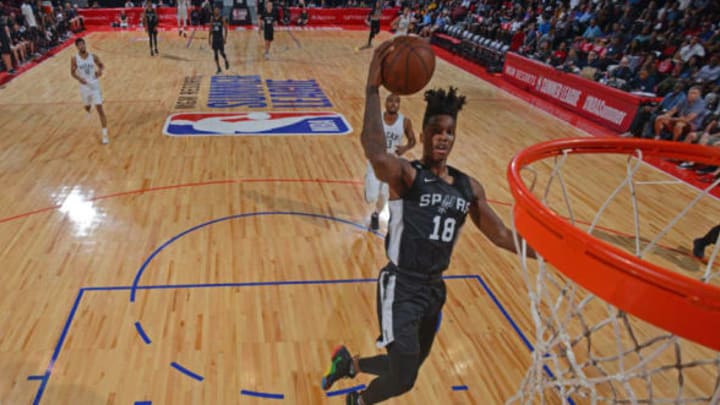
[142,0,159,56]
[365,93,416,231]
[321,41,535,404]
[358,0,382,51]
[259,1,276,60]
[71,38,109,144]
[209,7,229,74]
[177,0,190,37]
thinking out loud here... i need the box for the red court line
[0,99,163,107]
[0,178,708,266]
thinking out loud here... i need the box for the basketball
[381,36,436,95]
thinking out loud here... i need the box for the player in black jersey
[259,1,276,60]
[358,0,382,51]
[209,7,229,74]
[321,41,536,404]
[142,0,159,56]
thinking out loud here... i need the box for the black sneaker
[696,166,718,175]
[155,48,159,54]
[216,67,221,74]
[321,345,355,391]
[693,238,705,260]
[370,213,379,231]
[225,59,229,70]
[346,390,361,405]
[150,50,154,56]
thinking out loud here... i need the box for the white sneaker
[264,52,269,60]
[101,133,109,144]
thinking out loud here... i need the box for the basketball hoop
[506,138,720,404]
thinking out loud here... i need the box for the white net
[508,148,720,405]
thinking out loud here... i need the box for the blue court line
[473,274,576,405]
[30,211,542,403]
[27,375,44,381]
[134,401,152,405]
[452,385,468,391]
[31,276,522,404]
[32,289,84,405]
[134,321,152,345]
[472,275,533,351]
[241,390,285,399]
[129,211,383,302]
[326,384,367,397]
[170,361,204,382]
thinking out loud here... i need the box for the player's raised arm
[362,42,415,196]
[468,177,536,257]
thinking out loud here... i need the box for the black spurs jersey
[210,16,224,42]
[145,8,158,26]
[385,161,474,275]
[262,10,276,31]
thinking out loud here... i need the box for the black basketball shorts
[374,263,446,354]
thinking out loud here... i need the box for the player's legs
[95,103,109,144]
[153,30,159,53]
[213,47,221,73]
[218,43,229,69]
[147,29,154,55]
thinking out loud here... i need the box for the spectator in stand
[12,22,33,57]
[9,22,27,64]
[582,18,603,40]
[1,13,15,73]
[550,41,567,66]
[20,0,37,46]
[680,55,701,78]
[654,85,706,140]
[622,81,687,138]
[125,1,134,7]
[679,36,705,61]
[610,56,634,81]
[696,55,720,83]
[559,47,580,72]
[628,68,657,93]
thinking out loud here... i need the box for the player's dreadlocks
[422,87,466,127]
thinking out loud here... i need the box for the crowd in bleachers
[0,0,84,74]
[421,0,719,179]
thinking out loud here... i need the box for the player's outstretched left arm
[468,177,536,257]
[362,41,415,197]
[94,54,104,78]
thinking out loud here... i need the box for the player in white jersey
[391,6,412,37]
[177,0,189,37]
[365,93,416,231]
[70,38,109,145]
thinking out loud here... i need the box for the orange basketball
[381,36,436,95]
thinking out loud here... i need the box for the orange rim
[507,138,720,351]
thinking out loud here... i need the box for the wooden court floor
[0,29,717,404]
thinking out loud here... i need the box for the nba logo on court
[163,112,352,136]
